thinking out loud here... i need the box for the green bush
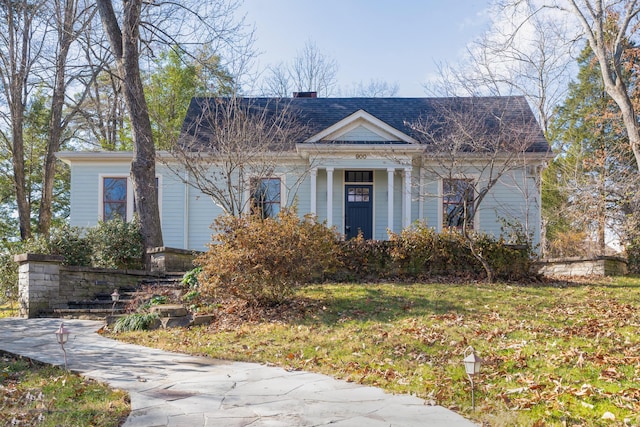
[0,220,146,303]
[0,238,51,303]
[473,233,535,280]
[49,224,91,266]
[197,209,341,306]
[86,217,144,270]
[387,226,475,277]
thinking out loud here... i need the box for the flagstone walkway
[0,318,476,427]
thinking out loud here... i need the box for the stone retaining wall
[14,254,157,318]
[536,256,627,277]
[15,247,197,318]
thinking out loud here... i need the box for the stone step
[45,273,190,321]
[66,289,137,310]
[67,300,128,310]
[43,308,126,320]
[138,273,187,288]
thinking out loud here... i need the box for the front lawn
[0,302,18,319]
[0,351,130,426]
[111,277,640,426]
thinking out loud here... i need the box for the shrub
[547,231,589,258]
[473,233,535,281]
[386,225,533,281]
[197,208,341,306]
[0,238,51,303]
[49,224,91,266]
[86,217,144,270]
[388,226,476,277]
[0,220,146,302]
[335,234,393,281]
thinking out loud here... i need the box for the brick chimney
[293,91,317,98]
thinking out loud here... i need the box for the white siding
[64,156,543,250]
[70,163,131,228]
[157,167,185,249]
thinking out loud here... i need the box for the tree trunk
[12,116,30,240]
[97,0,164,255]
[38,0,76,238]
[571,0,640,172]
[5,3,36,240]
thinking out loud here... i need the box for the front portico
[303,152,418,239]
[297,107,422,239]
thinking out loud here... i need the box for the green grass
[0,302,18,318]
[0,351,130,426]
[110,277,640,426]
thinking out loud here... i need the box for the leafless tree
[496,0,640,170]
[37,0,97,237]
[290,40,338,97]
[562,0,640,171]
[341,79,400,97]
[410,97,545,282]
[0,1,110,240]
[166,97,311,217]
[71,20,128,151]
[261,40,338,97]
[427,0,576,134]
[261,62,292,97]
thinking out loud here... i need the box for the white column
[183,170,190,249]
[326,167,334,227]
[310,168,317,215]
[418,167,425,220]
[387,168,395,232]
[243,186,251,215]
[403,167,412,228]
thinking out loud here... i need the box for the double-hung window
[443,178,475,229]
[100,175,161,222]
[103,177,128,221]
[251,177,281,218]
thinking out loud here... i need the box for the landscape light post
[111,289,120,315]
[463,346,482,410]
[55,322,71,370]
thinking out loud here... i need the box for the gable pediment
[304,109,417,144]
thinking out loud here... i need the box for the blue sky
[240,1,492,96]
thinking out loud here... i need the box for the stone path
[0,318,477,427]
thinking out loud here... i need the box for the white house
[57,95,550,251]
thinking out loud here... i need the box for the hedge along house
[57,94,550,252]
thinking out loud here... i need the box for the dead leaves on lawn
[112,281,640,425]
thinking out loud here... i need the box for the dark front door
[345,185,373,239]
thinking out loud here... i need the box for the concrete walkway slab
[0,318,477,427]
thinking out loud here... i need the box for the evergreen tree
[145,47,234,150]
[545,44,637,256]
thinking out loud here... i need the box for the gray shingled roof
[178,96,549,153]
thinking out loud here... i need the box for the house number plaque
[355,154,367,159]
